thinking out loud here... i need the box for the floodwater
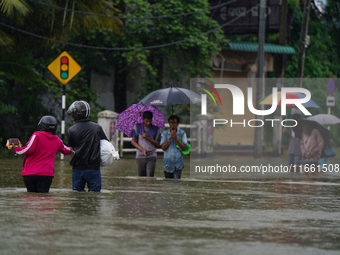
[0,155,340,255]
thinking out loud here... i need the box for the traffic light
[48,51,81,85]
[60,56,69,79]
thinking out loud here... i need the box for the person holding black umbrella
[160,115,187,179]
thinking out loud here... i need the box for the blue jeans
[72,170,101,192]
[318,157,328,171]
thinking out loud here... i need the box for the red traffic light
[61,57,68,64]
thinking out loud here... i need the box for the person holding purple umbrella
[131,111,162,177]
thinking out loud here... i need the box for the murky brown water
[0,155,340,255]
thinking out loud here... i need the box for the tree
[0,0,122,81]
[269,0,340,148]
[323,0,340,77]
[0,0,224,150]
[0,0,123,147]
[79,0,226,113]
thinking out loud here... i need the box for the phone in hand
[6,138,21,149]
[9,138,19,146]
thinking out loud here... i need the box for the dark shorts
[23,175,53,193]
[164,168,182,179]
[136,157,157,177]
[72,169,101,192]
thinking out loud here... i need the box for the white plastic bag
[100,139,120,167]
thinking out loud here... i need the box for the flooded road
[0,156,340,255]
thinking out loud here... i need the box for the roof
[228,41,296,54]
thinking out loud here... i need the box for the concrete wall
[91,67,115,111]
[163,56,191,89]
[125,61,147,107]
[89,56,193,113]
[210,50,273,145]
[212,72,257,145]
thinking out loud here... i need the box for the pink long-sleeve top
[14,131,72,177]
[300,128,324,160]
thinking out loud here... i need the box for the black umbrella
[294,118,330,145]
[138,85,201,114]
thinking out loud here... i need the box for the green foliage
[0,0,225,152]
[0,103,16,115]
[324,0,340,71]
[4,0,340,154]
[284,0,340,78]
[87,0,225,97]
[283,0,340,148]
[0,0,122,82]
[70,0,226,115]
[0,0,122,149]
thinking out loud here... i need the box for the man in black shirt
[67,100,108,192]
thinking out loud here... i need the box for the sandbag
[100,140,120,167]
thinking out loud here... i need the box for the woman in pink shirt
[11,116,72,193]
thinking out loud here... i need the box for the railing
[116,123,201,157]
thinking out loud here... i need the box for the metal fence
[115,123,201,157]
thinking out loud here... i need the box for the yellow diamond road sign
[48,51,81,85]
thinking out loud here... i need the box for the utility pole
[254,0,266,158]
[297,0,312,87]
[60,83,66,160]
[272,0,288,156]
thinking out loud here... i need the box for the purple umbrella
[117,104,165,137]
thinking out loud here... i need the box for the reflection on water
[0,157,340,255]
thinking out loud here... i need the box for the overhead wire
[26,0,236,19]
[0,4,259,51]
